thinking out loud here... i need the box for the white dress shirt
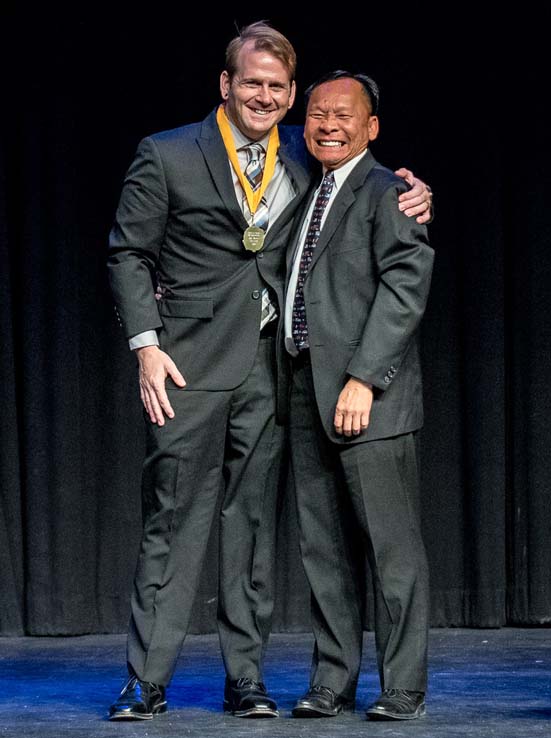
[284,149,368,356]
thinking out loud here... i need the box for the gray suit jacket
[108,109,311,400]
[285,150,435,444]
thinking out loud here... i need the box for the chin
[315,147,346,164]
[318,155,342,168]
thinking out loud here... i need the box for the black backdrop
[2,6,550,636]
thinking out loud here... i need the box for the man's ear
[368,115,379,141]
[287,80,297,110]
[220,70,230,100]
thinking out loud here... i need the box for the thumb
[394,167,414,186]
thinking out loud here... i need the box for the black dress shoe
[366,689,425,720]
[292,685,354,717]
[223,677,279,718]
[108,675,167,720]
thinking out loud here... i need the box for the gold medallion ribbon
[216,104,279,221]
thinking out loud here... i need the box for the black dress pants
[127,335,284,686]
[289,354,429,700]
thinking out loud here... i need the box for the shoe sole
[231,707,279,718]
[224,705,279,718]
[366,704,426,721]
[292,703,352,718]
[223,700,278,718]
[108,702,168,721]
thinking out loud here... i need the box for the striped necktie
[241,143,275,329]
[242,143,269,230]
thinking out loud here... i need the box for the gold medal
[242,226,266,252]
[216,106,279,255]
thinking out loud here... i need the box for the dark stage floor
[1,628,550,737]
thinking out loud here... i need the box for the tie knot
[321,171,334,188]
[317,171,334,202]
[242,143,265,164]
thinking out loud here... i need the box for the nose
[255,83,273,105]
[319,114,338,132]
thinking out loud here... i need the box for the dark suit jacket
[108,109,311,404]
[285,150,435,444]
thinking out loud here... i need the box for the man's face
[304,78,379,170]
[220,40,296,141]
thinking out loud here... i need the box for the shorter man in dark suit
[285,71,435,721]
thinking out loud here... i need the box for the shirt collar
[324,148,368,190]
[228,118,271,153]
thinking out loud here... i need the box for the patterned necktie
[242,143,269,230]
[292,171,335,350]
[241,143,275,329]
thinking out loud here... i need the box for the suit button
[252,290,261,300]
[257,253,264,259]
[384,376,391,384]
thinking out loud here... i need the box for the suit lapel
[278,143,311,202]
[196,112,313,248]
[260,138,312,246]
[307,150,377,273]
[196,110,248,232]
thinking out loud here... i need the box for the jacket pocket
[158,297,214,319]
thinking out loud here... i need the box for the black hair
[304,70,379,115]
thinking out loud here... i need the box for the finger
[399,181,431,204]
[140,385,157,424]
[360,411,370,431]
[143,387,162,425]
[154,385,175,421]
[166,360,186,388]
[401,201,430,218]
[334,409,344,434]
[416,211,432,225]
[399,187,431,206]
[350,411,363,436]
[342,412,353,437]
[146,387,166,426]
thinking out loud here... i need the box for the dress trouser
[288,353,429,700]
[126,335,284,686]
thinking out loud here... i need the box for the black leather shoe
[223,677,279,718]
[366,689,425,720]
[292,685,354,717]
[108,675,167,720]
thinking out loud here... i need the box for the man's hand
[394,167,433,225]
[136,345,186,425]
[334,377,374,437]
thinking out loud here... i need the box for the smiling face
[220,40,296,141]
[304,78,379,170]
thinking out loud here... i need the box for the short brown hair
[225,21,297,81]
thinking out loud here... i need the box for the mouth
[317,140,345,147]
[249,107,275,116]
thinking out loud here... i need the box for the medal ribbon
[216,104,279,218]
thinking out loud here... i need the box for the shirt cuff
[129,330,159,351]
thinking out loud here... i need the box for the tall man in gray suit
[286,71,434,722]
[107,22,433,721]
